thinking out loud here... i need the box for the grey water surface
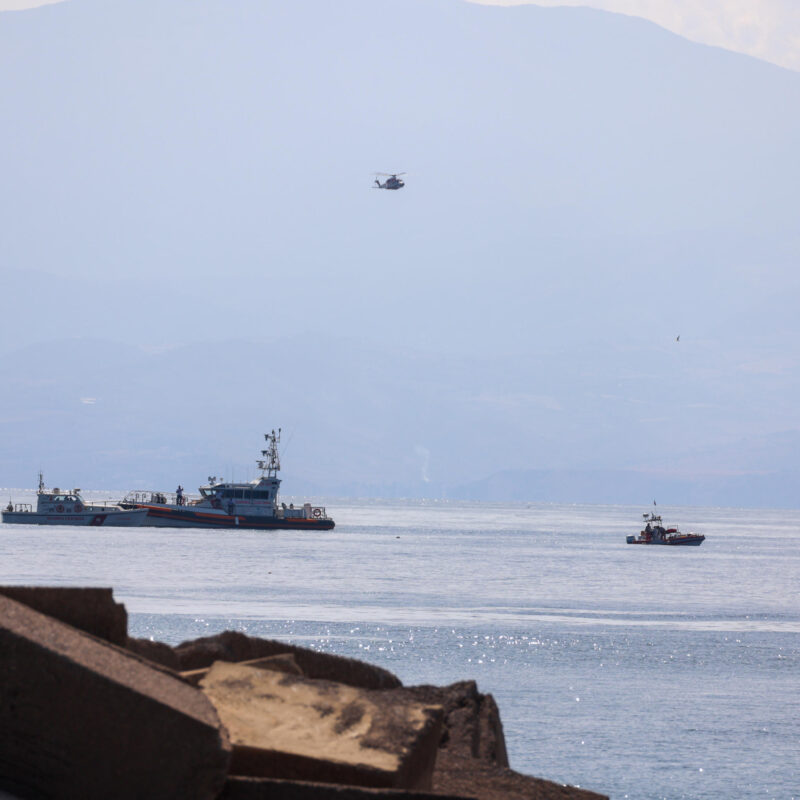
[1,498,797,799]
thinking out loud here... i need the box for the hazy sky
[2,0,798,71]
[1,0,798,499]
[475,0,800,71]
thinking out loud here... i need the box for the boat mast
[38,471,45,494]
[257,429,281,478]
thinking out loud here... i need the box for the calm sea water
[1,496,797,800]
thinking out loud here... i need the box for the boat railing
[277,504,329,520]
[123,490,199,507]
[12,503,33,513]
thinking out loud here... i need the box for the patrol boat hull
[137,504,335,530]
[2,508,149,527]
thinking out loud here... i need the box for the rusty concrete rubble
[0,586,608,800]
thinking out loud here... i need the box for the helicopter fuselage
[374,175,405,190]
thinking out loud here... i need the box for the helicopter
[373,172,405,190]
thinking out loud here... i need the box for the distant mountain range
[1,335,798,507]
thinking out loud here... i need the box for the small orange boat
[626,512,705,546]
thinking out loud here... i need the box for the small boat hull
[135,504,335,531]
[627,534,705,546]
[2,509,149,527]
[665,535,705,546]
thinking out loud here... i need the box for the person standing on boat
[176,485,184,506]
[227,499,235,516]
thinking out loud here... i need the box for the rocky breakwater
[0,586,608,800]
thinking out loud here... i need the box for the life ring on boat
[74,503,83,513]
[312,508,322,518]
[55,504,65,513]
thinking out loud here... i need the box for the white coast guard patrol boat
[2,474,148,527]
[121,430,334,530]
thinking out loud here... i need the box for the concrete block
[200,662,442,790]
[176,630,402,689]
[181,653,304,686]
[0,586,127,645]
[0,594,231,800]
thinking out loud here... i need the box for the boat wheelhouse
[626,512,705,546]
[122,430,334,530]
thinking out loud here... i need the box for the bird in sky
[676,335,680,342]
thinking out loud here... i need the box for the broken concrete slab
[221,775,473,800]
[200,661,442,790]
[0,586,127,646]
[402,681,509,767]
[0,594,231,800]
[175,630,402,689]
[181,653,304,686]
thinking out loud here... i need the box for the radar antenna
[257,428,282,477]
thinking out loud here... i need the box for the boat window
[222,489,234,498]
[234,489,245,499]
[253,490,269,500]
[243,490,252,501]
